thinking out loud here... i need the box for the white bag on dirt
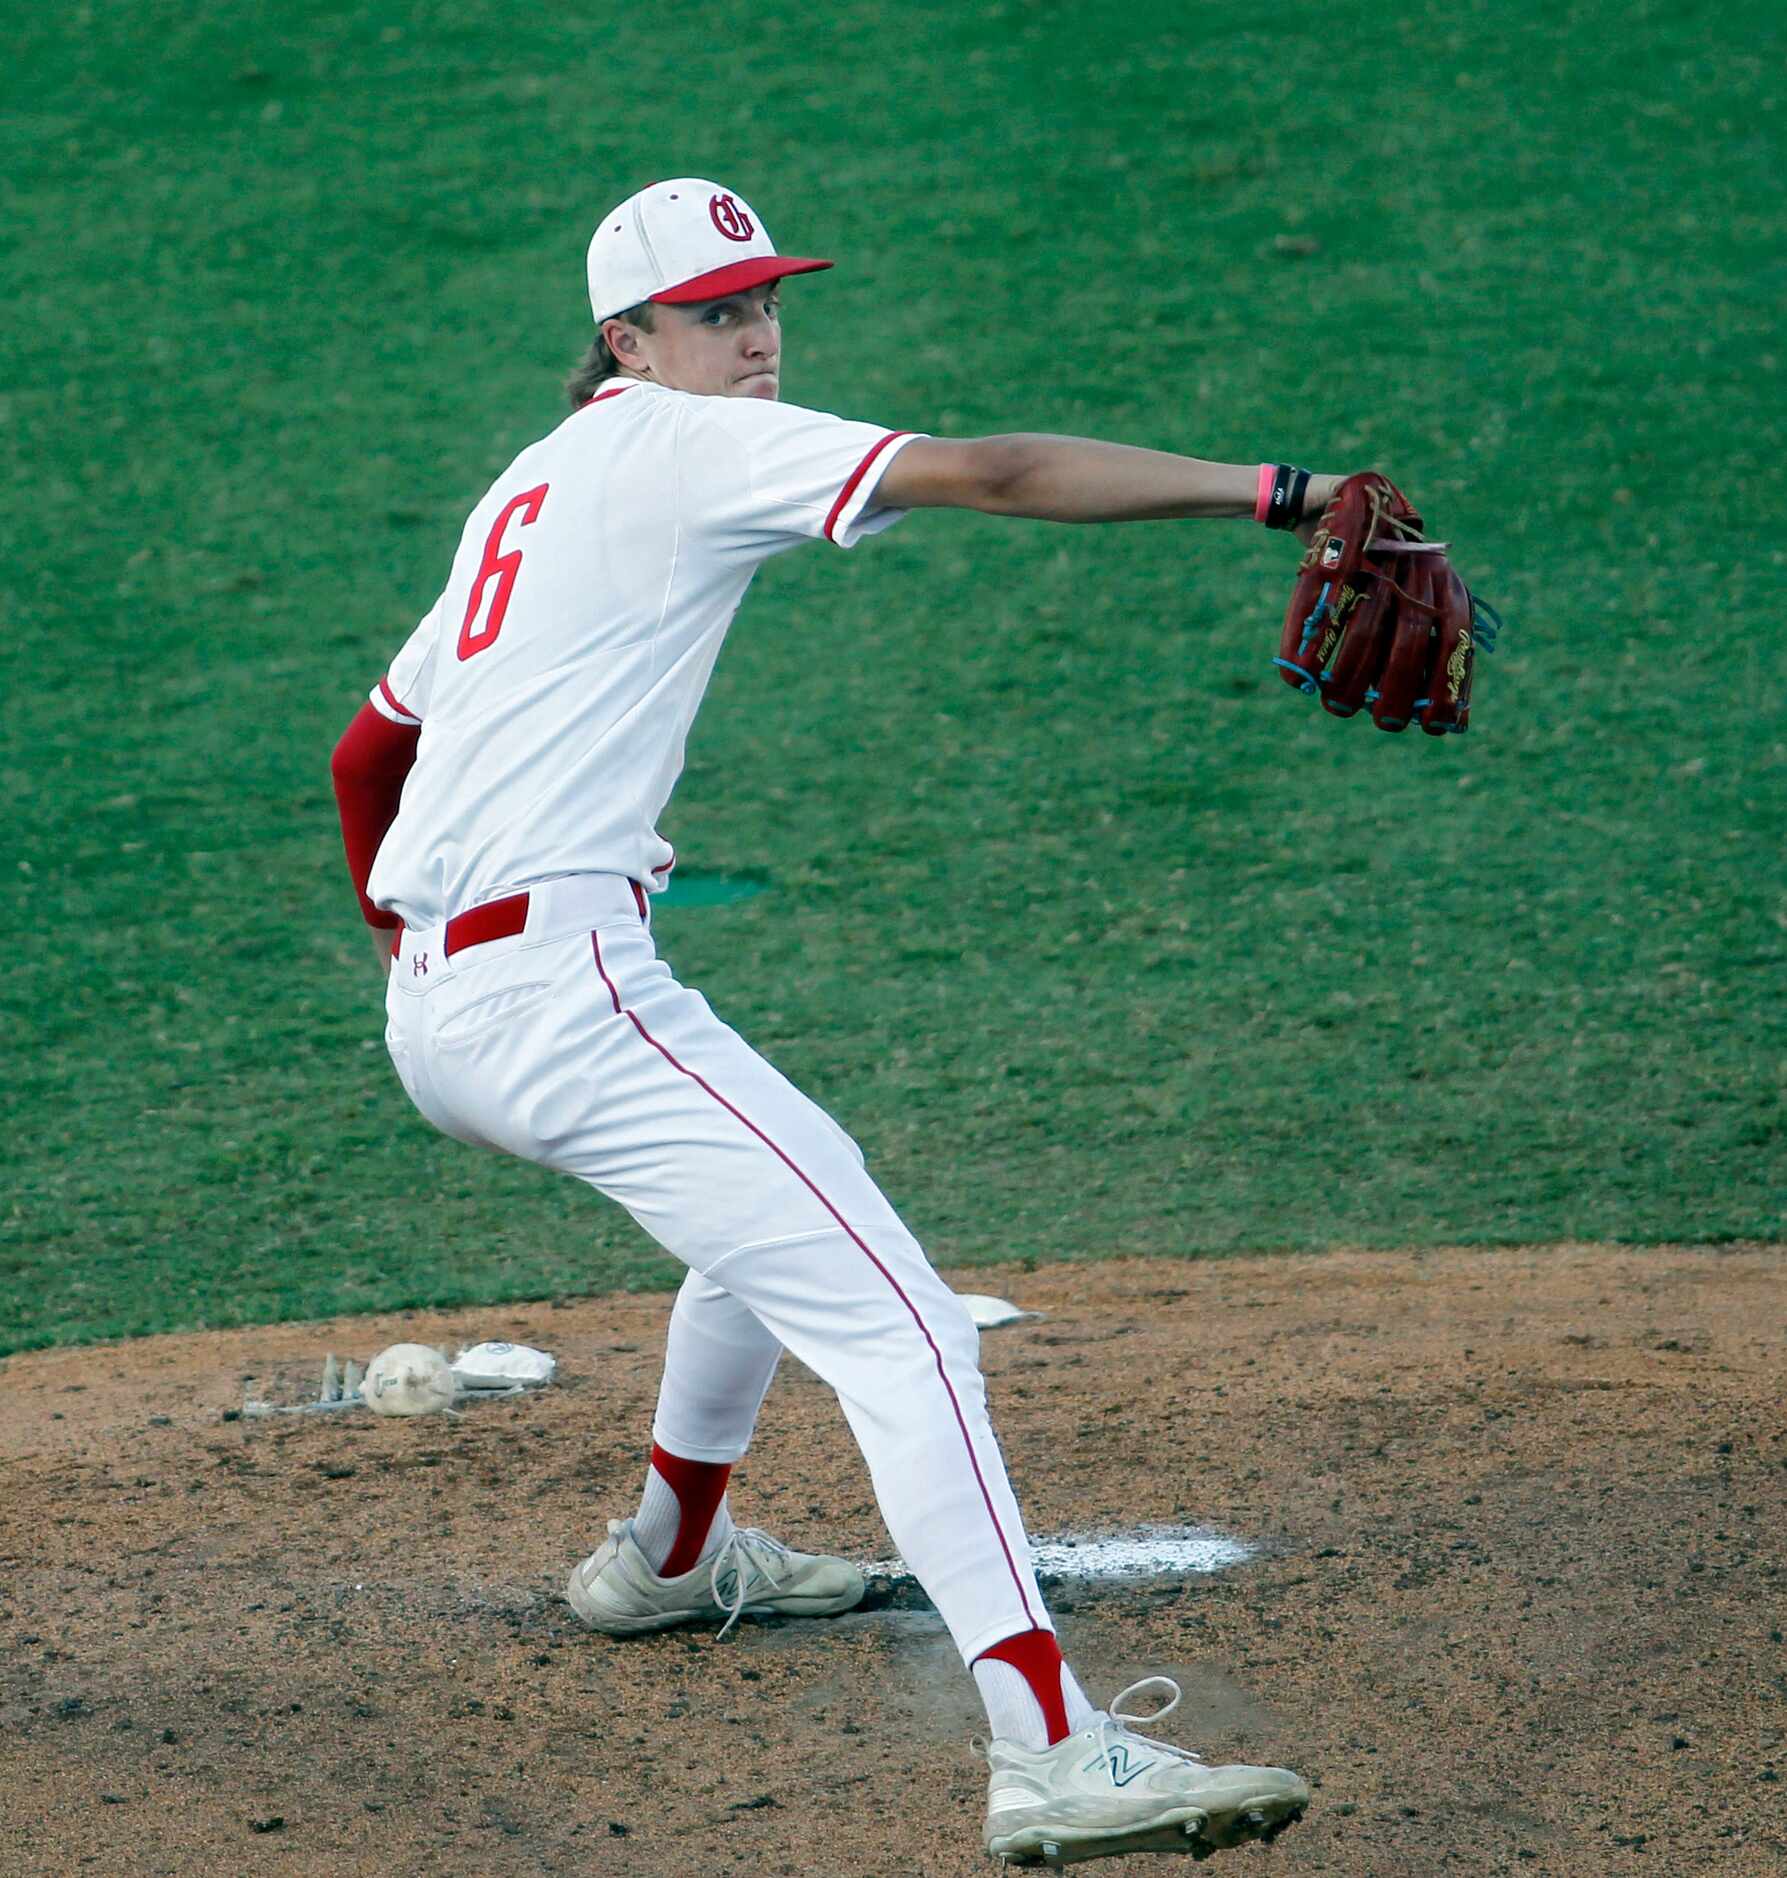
[451,1341,557,1390]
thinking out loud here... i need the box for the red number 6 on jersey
[457,483,549,661]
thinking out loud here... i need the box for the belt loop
[631,880,648,923]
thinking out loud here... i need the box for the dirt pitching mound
[1,1244,1781,1876]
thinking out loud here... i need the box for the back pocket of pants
[434,981,554,1046]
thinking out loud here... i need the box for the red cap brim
[650,256,834,304]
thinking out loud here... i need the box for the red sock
[974,1628,1071,1745]
[650,1442,733,1577]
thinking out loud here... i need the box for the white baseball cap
[587,179,833,324]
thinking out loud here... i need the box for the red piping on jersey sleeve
[377,676,421,724]
[331,700,420,929]
[823,431,912,543]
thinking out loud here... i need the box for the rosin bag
[451,1341,558,1391]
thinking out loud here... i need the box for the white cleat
[565,1518,865,1638]
[982,1677,1310,1866]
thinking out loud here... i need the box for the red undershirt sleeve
[330,700,420,929]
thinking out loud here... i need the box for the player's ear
[602,316,644,362]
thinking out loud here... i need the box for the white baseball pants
[383,872,1050,1662]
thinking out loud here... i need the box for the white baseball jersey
[364,379,920,929]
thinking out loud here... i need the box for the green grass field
[5,0,1782,1356]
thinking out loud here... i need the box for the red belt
[445,891,531,955]
[387,891,529,962]
[388,882,648,960]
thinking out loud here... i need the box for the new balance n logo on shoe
[1083,1743,1158,1788]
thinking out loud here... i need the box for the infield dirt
[2,1245,1781,1876]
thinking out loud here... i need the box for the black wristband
[1287,466,1312,524]
[1264,464,1312,530]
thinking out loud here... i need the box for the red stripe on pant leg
[592,931,623,1014]
[588,932,1039,1631]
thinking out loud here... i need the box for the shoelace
[971,1675,1210,1769]
[1093,1677,1207,1769]
[709,1526,792,1639]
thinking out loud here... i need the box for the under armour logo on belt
[412,952,430,977]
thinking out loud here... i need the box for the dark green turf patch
[4,0,1782,1354]
[658,871,773,910]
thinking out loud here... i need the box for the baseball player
[332,178,1331,1867]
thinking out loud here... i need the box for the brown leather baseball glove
[1274,472,1499,734]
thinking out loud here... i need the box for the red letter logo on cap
[709,193,755,243]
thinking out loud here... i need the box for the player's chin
[732,372,780,400]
